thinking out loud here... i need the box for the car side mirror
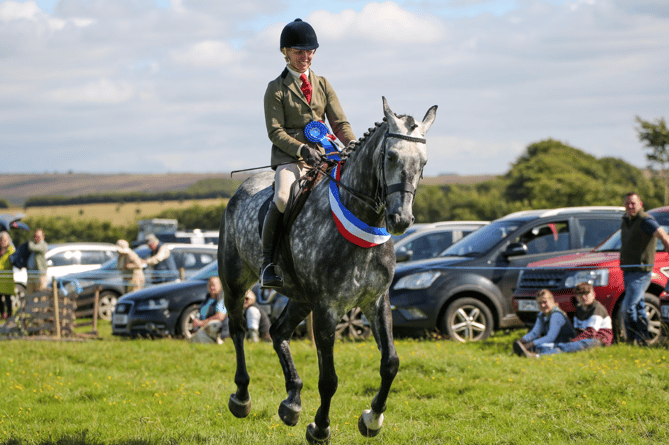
[504,242,527,258]
[47,259,54,267]
[395,250,413,263]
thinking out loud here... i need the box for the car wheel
[441,297,493,342]
[178,304,199,339]
[335,307,372,340]
[614,293,664,345]
[98,291,119,322]
[12,284,26,313]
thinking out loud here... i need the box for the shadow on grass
[1,432,156,445]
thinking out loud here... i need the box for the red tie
[300,73,312,104]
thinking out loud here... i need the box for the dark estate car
[58,243,217,321]
[113,261,220,338]
[389,206,625,342]
[514,206,669,345]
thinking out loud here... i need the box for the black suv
[389,206,625,341]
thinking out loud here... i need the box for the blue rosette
[305,121,341,161]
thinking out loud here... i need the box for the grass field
[7,199,226,227]
[1,325,668,445]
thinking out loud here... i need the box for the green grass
[1,326,669,444]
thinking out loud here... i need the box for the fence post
[52,278,61,340]
[179,267,185,281]
[93,286,100,334]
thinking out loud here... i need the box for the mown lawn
[1,325,668,445]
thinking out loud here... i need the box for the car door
[494,219,574,307]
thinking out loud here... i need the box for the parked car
[113,261,219,338]
[389,206,626,342]
[114,262,370,340]
[394,221,489,263]
[12,242,118,312]
[57,243,217,321]
[513,206,669,345]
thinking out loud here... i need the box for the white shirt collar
[286,65,310,82]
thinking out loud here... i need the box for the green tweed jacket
[264,68,356,168]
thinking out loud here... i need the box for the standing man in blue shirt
[620,192,669,344]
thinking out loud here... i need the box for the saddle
[257,162,334,286]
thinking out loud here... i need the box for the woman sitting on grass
[513,289,575,357]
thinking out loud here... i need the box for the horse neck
[338,124,386,226]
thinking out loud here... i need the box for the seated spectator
[189,276,229,344]
[243,290,271,342]
[522,282,613,357]
[514,289,575,357]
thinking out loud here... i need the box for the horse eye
[387,151,399,163]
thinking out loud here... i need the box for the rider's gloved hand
[300,145,321,166]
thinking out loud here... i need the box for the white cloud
[169,40,239,67]
[312,2,445,43]
[49,78,135,104]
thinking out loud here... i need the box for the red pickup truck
[512,206,669,345]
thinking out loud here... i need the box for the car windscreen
[189,261,218,280]
[440,220,522,257]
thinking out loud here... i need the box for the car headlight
[564,269,609,288]
[136,298,169,311]
[394,271,441,290]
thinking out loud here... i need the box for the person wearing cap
[116,239,145,294]
[261,18,357,289]
[143,234,177,284]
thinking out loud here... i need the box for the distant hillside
[0,172,496,206]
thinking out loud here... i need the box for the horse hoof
[306,422,330,444]
[278,400,301,426]
[358,410,383,437]
[228,393,251,418]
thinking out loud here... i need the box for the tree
[636,116,669,204]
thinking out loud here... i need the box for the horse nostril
[411,216,415,224]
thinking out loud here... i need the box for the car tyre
[441,297,493,342]
[614,292,664,345]
[98,291,119,322]
[179,304,199,339]
[335,307,371,340]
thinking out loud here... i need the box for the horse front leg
[358,291,399,438]
[271,300,312,427]
[305,309,339,444]
[224,284,253,418]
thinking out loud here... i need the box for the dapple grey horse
[218,97,437,443]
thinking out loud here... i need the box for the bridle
[326,130,427,215]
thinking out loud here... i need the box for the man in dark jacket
[620,192,669,344]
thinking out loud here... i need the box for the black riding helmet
[280,18,319,50]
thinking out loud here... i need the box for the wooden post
[52,278,61,340]
[179,267,185,281]
[93,286,100,334]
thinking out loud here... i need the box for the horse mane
[346,113,419,156]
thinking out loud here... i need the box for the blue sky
[2,0,668,177]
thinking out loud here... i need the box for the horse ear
[382,96,402,130]
[421,105,438,133]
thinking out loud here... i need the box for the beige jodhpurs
[274,161,309,213]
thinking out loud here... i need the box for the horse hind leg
[271,300,312,427]
[358,292,399,438]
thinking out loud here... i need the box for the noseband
[327,131,426,215]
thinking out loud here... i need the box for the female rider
[261,18,356,288]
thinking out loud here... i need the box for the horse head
[380,97,437,235]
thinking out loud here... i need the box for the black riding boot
[260,201,283,289]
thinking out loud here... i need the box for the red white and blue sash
[329,162,391,248]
